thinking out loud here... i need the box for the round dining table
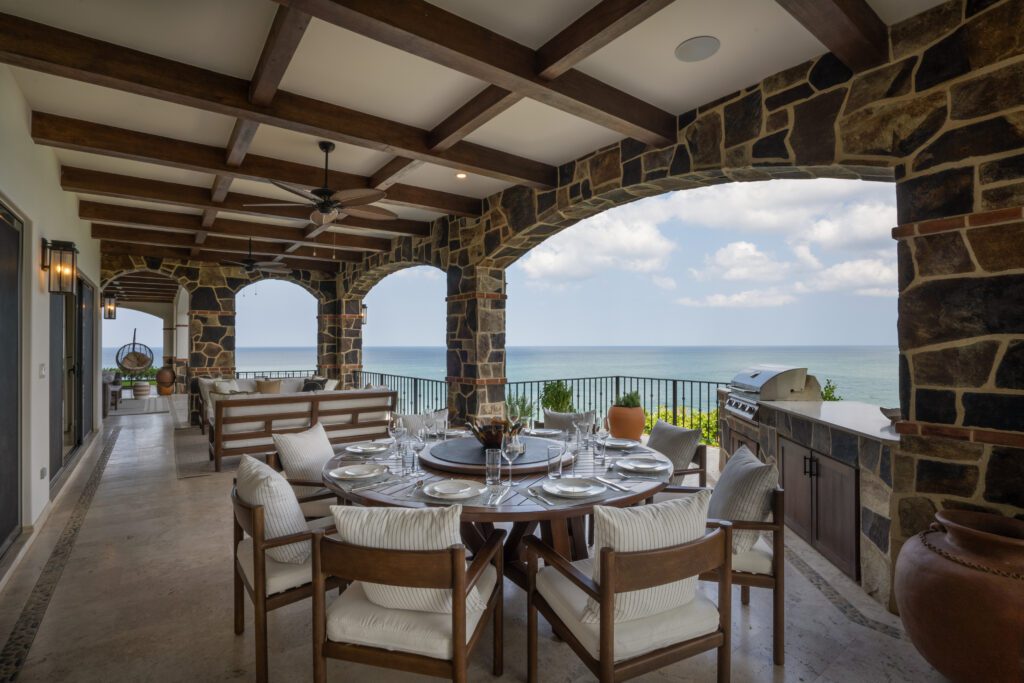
[321,435,672,589]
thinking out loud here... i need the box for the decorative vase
[607,406,644,440]
[894,510,1024,683]
[155,366,175,395]
[132,381,151,399]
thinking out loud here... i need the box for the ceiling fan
[221,238,292,275]
[244,141,398,226]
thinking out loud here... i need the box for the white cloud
[391,266,444,281]
[792,243,822,269]
[518,203,675,283]
[651,275,677,290]
[794,258,897,293]
[693,241,792,282]
[677,288,796,308]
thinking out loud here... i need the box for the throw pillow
[235,456,311,564]
[708,446,779,554]
[647,420,702,481]
[330,504,489,613]
[583,490,712,623]
[302,378,327,392]
[256,379,282,394]
[543,409,596,433]
[323,379,339,391]
[273,422,334,497]
[214,379,240,393]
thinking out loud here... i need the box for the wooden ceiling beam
[34,112,480,217]
[0,12,555,188]
[63,168,431,236]
[100,240,344,271]
[774,0,888,72]
[79,201,390,251]
[250,6,312,107]
[274,0,675,145]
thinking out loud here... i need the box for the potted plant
[540,380,574,413]
[608,390,644,440]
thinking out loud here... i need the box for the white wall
[0,65,100,526]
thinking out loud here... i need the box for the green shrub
[540,380,575,413]
[506,394,536,421]
[613,390,642,408]
[643,406,720,445]
[821,378,843,401]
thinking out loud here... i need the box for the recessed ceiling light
[455,172,467,179]
[675,36,720,63]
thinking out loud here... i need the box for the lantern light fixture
[360,303,368,326]
[102,294,117,319]
[41,239,78,294]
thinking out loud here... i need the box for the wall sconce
[102,294,117,319]
[41,239,78,294]
[360,303,368,326]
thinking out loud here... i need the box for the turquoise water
[105,345,898,407]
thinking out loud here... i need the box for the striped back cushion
[273,422,335,497]
[646,420,701,481]
[709,446,778,554]
[543,409,596,433]
[235,456,311,564]
[330,504,488,613]
[583,490,712,623]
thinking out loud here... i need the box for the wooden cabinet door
[731,430,758,457]
[779,437,812,544]
[813,455,859,579]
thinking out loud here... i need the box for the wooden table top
[321,438,671,523]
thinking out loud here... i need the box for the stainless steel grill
[724,365,821,421]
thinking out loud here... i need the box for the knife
[491,488,513,506]
[528,486,556,505]
[350,477,399,492]
[595,476,629,492]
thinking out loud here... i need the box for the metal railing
[358,370,449,415]
[234,369,317,379]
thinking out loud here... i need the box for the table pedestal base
[460,517,589,590]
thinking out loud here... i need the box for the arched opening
[235,279,319,376]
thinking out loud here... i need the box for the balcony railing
[235,369,316,379]
[358,370,449,415]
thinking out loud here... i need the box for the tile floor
[0,414,943,682]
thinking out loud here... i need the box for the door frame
[0,199,23,559]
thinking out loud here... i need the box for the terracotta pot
[132,381,151,399]
[607,406,644,440]
[894,510,1024,683]
[155,366,175,388]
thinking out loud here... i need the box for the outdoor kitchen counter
[758,400,899,443]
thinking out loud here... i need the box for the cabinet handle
[810,457,819,478]
[802,455,810,476]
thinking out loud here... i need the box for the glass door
[0,203,22,556]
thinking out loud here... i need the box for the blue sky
[104,178,899,349]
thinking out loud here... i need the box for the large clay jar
[607,406,644,440]
[155,366,175,396]
[894,510,1024,683]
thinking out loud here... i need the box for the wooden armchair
[666,484,785,665]
[311,528,506,683]
[525,522,733,683]
[677,443,708,486]
[265,452,343,520]
[231,487,343,683]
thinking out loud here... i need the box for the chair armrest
[466,529,507,594]
[727,520,779,531]
[523,536,600,600]
[288,479,334,503]
[261,530,315,549]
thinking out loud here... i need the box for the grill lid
[729,364,805,393]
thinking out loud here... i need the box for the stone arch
[340,234,444,299]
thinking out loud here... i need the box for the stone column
[337,297,364,388]
[317,298,340,380]
[187,287,235,425]
[446,265,506,421]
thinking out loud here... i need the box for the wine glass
[412,428,427,473]
[507,401,520,427]
[387,413,400,456]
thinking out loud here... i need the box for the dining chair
[265,451,344,519]
[666,484,785,665]
[231,487,344,683]
[525,522,733,682]
[311,528,506,683]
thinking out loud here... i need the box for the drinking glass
[546,445,563,479]
[401,443,415,476]
[485,448,502,486]
[507,402,520,425]
[593,439,607,466]
[412,429,426,473]
[387,414,401,455]
[501,441,522,488]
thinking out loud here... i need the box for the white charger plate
[330,463,389,480]
[542,479,606,498]
[423,479,485,500]
[528,428,561,437]
[605,438,641,449]
[617,457,670,472]
[345,443,389,455]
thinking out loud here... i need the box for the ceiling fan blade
[343,204,398,221]
[310,208,340,226]
[331,188,386,207]
[242,202,310,207]
[258,265,292,274]
[270,179,320,202]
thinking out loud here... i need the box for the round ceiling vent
[674,36,721,63]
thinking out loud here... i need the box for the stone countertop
[758,400,900,443]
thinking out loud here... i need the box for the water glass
[593,439,606,466]
[546,445,563,479]
[401,445,416,475]
[412,430,426,472]
[485,448,502,486]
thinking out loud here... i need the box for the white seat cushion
[537,558,719,662]
[709,446,778,554]
[274,423,335,497]
[236,517,334,596]
[236,456,312,564]
[732,536,773,575]
[326,567,496,660]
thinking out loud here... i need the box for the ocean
[103,345,899,407]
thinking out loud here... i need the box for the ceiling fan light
[311,209,338,226]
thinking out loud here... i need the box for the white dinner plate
[445,429,469,437]
[345,443,389,455]
[423,479,485,500]
[528,428,561,437]
[605,438,641,450]
[617,457,670,472]
[330,463,389,480]
[542,479,606,498]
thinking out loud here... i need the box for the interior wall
[0,65,100,527]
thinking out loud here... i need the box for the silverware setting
[350,477,399,492]
[527,486,556,505]
[404,479,426,498]
[595,476,629,492]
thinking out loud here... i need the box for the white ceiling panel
[0,0,275,78]
[464,99,621,166]
[76,194,201,215]
[12,69,236,147]
[281,19,486,129]
[576,0,826,114]
[428,0,601,48]
[379,205,444,222]
[868,0,949,24]
[55,149,216,188]
[399,163,512,199]
[247,125,393,178]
